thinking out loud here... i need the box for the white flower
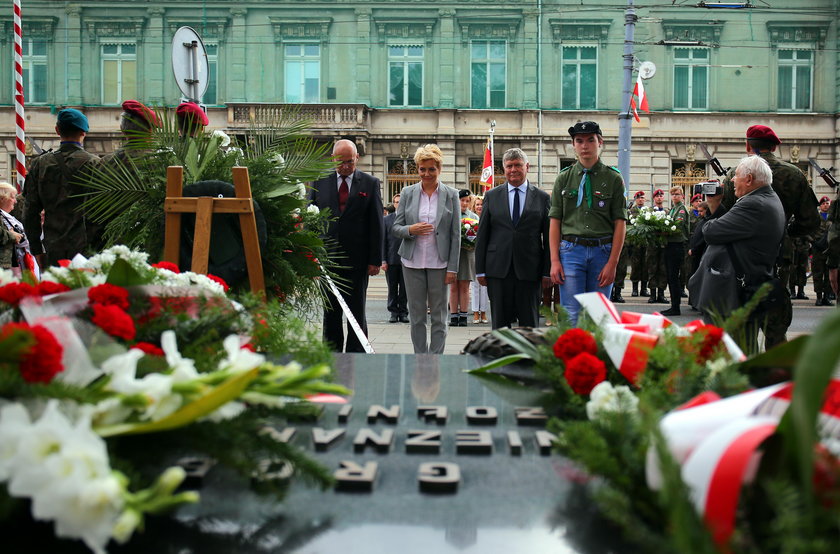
[0,403,32,481]
[644,213,651,220]
[161,331,199,381]
[306,203,319,214]
[219,334,265,373]
[296,182,307,199]
[586,381,639,421]
[0,268,16,286]
[204,401,247,422]
[269,152,285,166]
[211,129,231,148]
[670,225,677,231]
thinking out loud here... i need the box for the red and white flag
[479,136,494,189]
[629,74,649,123]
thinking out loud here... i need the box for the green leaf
[263,182,304,199]
[774,309,840,511]
[467,353,533,373]
[737,335,809,371]
[105,258,148,287]
[96,368,259,437]
[492,328,542,359]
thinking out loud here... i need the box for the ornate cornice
[84,17,148,43]
[269,17,332,44]
[548,19,611,44]
[661,20,724,46]
[373,17,436,45]
[456,15,520,45]
[167,17,231,42]
[766,21,830,48]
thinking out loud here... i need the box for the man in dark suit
[382,193,408,323]
[475,148,551,329]
[309,139,384,352]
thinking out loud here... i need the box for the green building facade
[2,1,838,199]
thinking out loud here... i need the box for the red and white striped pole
[13,0,26,192]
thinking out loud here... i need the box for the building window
[204,43,218,105]
[388,45,423,107]
[102,43,137,105]
[284,43,320,103]
[561,46,597,110]
[673,48,708,110]
[778,49,812,111]
[471,40,506,109]
[21,39,48,104]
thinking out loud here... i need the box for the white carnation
[586,381,639,420]
[211,129,231,148]
[670,225,677,231]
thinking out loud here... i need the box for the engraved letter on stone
[312,427,346,452]
[367,404,400,424]
[514,406,548,426]
[353,428,395,453]
[417,405,448,424]
[405,430,442,454]
[334,461,378,492]
[456,430,493,454]
[535,430,558,455]
[465,406,498,425]
[418,462,460,493]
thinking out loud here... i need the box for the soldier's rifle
[808,158,839,190]
[698,143,730,177]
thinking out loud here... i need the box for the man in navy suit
[475,148,551,329]
[309,139,384,352]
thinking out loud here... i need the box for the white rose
[586,382,639,420]
[306,204,320,214]
[670,225,677,231]
[211,129,231,148]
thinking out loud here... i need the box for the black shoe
[459,314,468,326]
[399,314,410,323]
[613,292,625,303]
[656,291,668,303]
[680,290,688,298]
[816,297,823,306]
[389,314,398,323]
[795,292,809,300]
[660,307,681,317]
[450,315,459,326]
[647,295,657,304]
[631,283,639,297]
[789,289,796,299]
[824,298,835,307]
[640,288,649,297]
[829,292,836,301]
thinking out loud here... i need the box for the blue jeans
[559,240,613,326]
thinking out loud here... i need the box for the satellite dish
[639,61,657,80]
[172,26,209,102]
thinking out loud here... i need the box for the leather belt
[563,235,612,247]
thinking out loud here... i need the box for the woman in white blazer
[391,144,461,354]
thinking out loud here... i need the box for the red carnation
[91,303,136,341]
[564,352,607,395]
[0,282,37,306]
[0,322,64,383]
[36,281,71,296]
[697,324,725,362]
[88,283,130,310]
[553,328,598,362]
[206,274,229,292]
[132,342,165,356]
[152,261,180,273]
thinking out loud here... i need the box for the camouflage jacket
[22,142,99,264]
[722,152,819,240]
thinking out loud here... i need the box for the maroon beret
[820,196,831,203]
[746,124,780,145]
[633,191,645,199]
[121,100,159,127]
[176,102,209,126]
[691,193,703,203]
[653,189,665,196]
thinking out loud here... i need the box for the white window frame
[388,43,424,107]
[101,42,137,106]
[284,41,321,104]
[21,38,48,104]
[673,47,709,111]
[203,42,219,105]
[560,44,598,110]
[470,40,507,109]
[777,48,813,112]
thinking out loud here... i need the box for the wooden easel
[163,166,265,294]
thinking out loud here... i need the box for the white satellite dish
[639,61,657,80]
[172,26,209,102]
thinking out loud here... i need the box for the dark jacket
[382,211,402,265]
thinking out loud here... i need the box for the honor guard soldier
[645,189,668,304]
[628,191,648,297]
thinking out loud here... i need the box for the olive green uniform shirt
[549,160,627,237]
[667,202,689,243]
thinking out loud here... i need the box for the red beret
[121,100,159,127]
[176,102,209,126]
[746,124,780,145]
[691,194,703,203]
[653,189,665,196]
[820,196,831,203]
[633,191,645,199]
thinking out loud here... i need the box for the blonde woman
[0,182,38,278]
[392,145,461,353]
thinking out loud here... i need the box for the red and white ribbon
[13,0,26,191]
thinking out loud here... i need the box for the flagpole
[13,0,27,192]
[616,0,636,197]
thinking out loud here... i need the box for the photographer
[689,156,785,352]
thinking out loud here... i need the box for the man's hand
[410,222,434,236]
[550,260,565,285]
[444,271,456,285]
[477,276,487,286]
[597,259,617,288]
[831,268,838,295]
[381,262,388,272]
[368,264,380,276]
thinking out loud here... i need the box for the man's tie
[512,186,521,226]
[338,176,349,213]
[576,168,592,208]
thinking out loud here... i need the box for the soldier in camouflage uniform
[645,189,668,303]
[628,191,648,297]
[812,196,833,306]
[721,125,820,348]
[790,235,811,299]
[23,109,100,268]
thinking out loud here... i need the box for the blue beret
[57,108,89,132]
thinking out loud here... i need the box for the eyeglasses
[336,159,356,166]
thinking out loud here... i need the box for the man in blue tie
[475,148,551,329]
[548,121,628,325]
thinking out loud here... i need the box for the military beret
[568,121,602,137]
[56,108,89,132]
[820,196,831,203]
[653,189,665,196]
[691,193,703,203]
[633,191,645,199]
[746,124,781,145]
[121,99,160,128]
[176,102,209,126]
[458,189,472,199]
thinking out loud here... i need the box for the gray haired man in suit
[475,148,551,329]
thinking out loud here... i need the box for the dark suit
[382,211,407,318]
[309,170,384,352]
[475,181,551,329]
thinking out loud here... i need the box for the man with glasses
[309,139,384,352]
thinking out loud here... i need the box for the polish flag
[479,137,494,189]
[629,74,649,123]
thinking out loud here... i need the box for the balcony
[225,103,370,133]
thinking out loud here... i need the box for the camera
[693,180,723,196]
